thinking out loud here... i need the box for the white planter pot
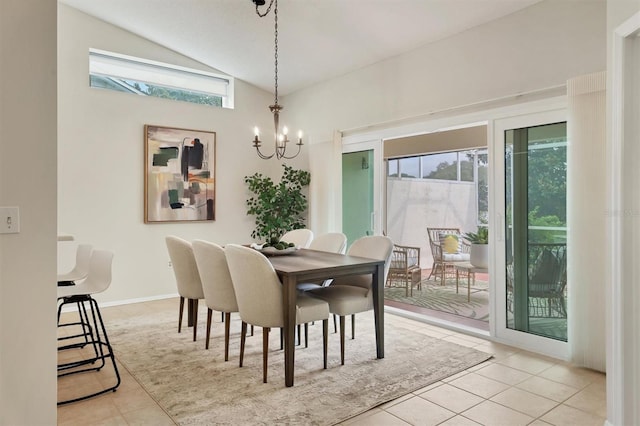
[470,244,489,269]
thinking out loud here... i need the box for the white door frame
[490,109,568,360]
[607,11,640,426]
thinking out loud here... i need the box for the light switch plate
[0,207,20,234]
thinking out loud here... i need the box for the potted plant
[244,164,311,245]
[463,227,489,269]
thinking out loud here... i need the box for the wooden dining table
[267,248,386,387]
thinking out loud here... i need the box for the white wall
[1,0,58,424]
[284,0,606,234]
[58,5,308,304]
[286,0,605,143]
[606,2,640,425]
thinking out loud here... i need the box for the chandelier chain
[273,0,278,104]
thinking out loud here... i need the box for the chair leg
[280,328,283,350]
[263,327,270,383]
[322,319,328,369]
[224,312,231,361]
[205,308,212,350]
[251,325,254,336]
[333,314,337,333]
[239,321,247,367]
[221,311,224,322]
[178,296,185,333]
[304,323,309,348]
[351,314,356,340]
[192,299,199,342]
[57,295,121,405]
[339,315,345,365]
[297,324,301,346]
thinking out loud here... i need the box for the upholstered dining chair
[166,236,205,342]
[58,244,93,286]
[307,235,394,365]
[296,232,348,292]
[225,244,330,383]
[280,228,314,248]
[192,240,239,360]
[56,249,120,404]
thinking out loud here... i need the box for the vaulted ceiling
[60,0,542,95]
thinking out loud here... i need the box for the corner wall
[1,0,58,423]
[58,5,307,304]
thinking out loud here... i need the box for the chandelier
[251,0,303,160]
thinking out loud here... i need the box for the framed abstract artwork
[144,125,216,223]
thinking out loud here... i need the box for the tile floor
[57,298,606,425]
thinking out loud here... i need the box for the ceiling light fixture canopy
[251,0,303,160]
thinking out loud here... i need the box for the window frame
[88,48,234,109]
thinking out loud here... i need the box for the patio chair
[528,243,567,318]
[506,242,567,318]
[386,244,421,296]
[426,227,470,284]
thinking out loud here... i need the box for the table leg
[467,272,471,302]
[456,269,460,294]
[372,262,385,359]
[282,275,297,387]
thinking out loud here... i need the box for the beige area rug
[107,306,491,425]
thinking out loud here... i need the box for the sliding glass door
[494,110,568,356]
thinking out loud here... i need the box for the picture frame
[144,124,216,223]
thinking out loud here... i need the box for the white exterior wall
[0,0,58,424]
[386,179,476,267]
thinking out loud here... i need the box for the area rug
[107,307,491,425]
[385,279,490,321]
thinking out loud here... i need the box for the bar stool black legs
[57,294,121,405]
[56,249,119,405]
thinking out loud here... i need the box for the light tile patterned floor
[57,298,606,425]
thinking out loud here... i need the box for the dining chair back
[166,236,205,341]
[297,232,348,293]
[192,240,239,357]
[333,235,395,291]
[58,244,93,285]
[225,244,285,328]
[225,244,330,383]
[309,232,347,254]
[280,228,314,248]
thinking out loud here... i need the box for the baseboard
[100,293,178,308]
[59,293,178,313]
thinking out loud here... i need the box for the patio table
[454,262,488,302]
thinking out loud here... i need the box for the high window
[89,49,234,108]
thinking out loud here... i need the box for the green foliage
[245,165,311,242]
[463,226,489,244]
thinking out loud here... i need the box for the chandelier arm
[278,143,302,160]
[255,145,275,160]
